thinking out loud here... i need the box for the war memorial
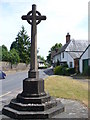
[2,4,64,119]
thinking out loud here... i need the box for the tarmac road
[0,68,50,98]
[1,71,28,95]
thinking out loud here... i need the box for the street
[0,68,51,98]
[1,71,28,95]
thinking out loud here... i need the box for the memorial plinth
[2,4,64,119]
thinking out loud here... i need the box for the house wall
[52,54,60,63]
[79,46,90,73]
[61,52,74,68]
[52,52,74,68]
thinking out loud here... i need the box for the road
[1,71,28,95]
[0,68,52,98]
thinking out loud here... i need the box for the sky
[0,0,89,59]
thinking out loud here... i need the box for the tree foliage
[47,43,62,64]
[38,55,45,62]
[8,49,20,68]
[51,43,62,51]
[10,26,31,64]
[2,45,9,61]
[47,52,51,64]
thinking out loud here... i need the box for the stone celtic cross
[21,4,46,78]
[2,5,64,119]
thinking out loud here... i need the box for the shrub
[54,65,75,76]
[54,66,63,75]
[54,65,67,75]
[68,68,75,74]
[62,63,68,68]
[64,68,70,76]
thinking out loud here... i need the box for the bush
[68,68,75,74]
[62,63,68,68]
[54,66,63,75]
[54,65,75,76]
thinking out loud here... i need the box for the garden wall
[0,62,30,71]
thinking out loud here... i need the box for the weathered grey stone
[2,4,64,119]
[22,4,46,78]
[22,78,45,97]
[28,70,39,79]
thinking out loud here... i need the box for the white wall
[52,52,74,68]
[79,46,90,73]
[53,54,60,63]
[61,52,74,68]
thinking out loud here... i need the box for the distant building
[38,59,45,68]
[52,33,89,73]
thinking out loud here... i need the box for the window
[70,62,72,68]
[62,52,64,58]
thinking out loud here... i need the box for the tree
[37,55,45,62]
[2,45,9,61]
[10,26,31,64]
[47,43,62,64]
[47,52,51,64]
[51,43,62,51]
[8,49,20,68]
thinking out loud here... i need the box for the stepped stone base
[2,77,64,119]
[2,98,64,119]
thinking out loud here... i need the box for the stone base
[21,78,46,97]
[2,97,64,119]
[28,70,39,79]
[2,77,64,119]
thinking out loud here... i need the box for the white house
[52,54,60,64]
[38,59,45,68]
[52,33,88,72]
[60,51,74,68]
[79,44,90,73]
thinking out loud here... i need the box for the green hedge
[54,65,75,76]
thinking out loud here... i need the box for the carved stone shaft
[30,4,37,71]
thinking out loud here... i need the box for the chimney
[66,33,70,43]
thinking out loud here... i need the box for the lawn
[45,75,88,107]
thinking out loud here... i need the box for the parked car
[0,70,6,79]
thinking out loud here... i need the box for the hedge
[54,65,75,76]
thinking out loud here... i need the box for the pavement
[0,90,89,119]
[0,68,89,119]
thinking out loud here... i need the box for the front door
[83,59,88,72]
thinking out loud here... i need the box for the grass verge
[45,75,88,107]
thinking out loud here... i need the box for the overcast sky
[0,0,89,59]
